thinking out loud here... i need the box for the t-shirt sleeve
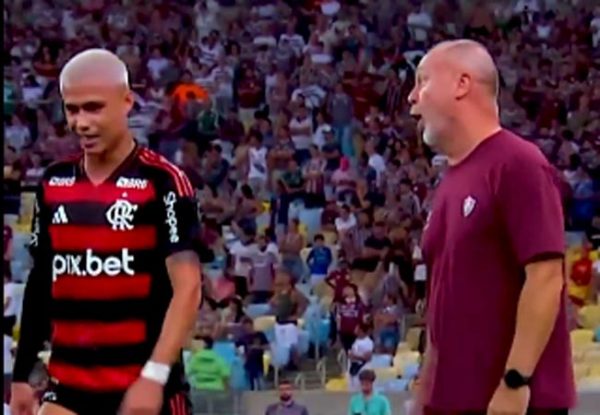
[497,156,565,266]
[156,167,200,257]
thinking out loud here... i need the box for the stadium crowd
[3,0,600,413]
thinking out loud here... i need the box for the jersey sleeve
[155,166,201,257]
[496,155,565,266]
[13,184,53,383]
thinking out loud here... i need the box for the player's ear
[123,89,135,115]
[455,73,472,100]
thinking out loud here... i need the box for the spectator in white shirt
[289,105,313,164]
[146,47,170,82]
[247,131,268,199]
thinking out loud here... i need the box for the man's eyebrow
[64,100,106,108]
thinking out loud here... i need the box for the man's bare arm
[504,258,564,375]
[150,250,202,365]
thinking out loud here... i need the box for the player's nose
[71,116,92,134]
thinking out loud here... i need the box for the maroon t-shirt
[421,129,575,411]
[337,301,365,334]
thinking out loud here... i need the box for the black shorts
[42,383,192,415]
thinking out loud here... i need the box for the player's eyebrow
[64,101,106,112]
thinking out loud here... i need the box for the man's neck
[84,135,135,175]
[446,118,501,166]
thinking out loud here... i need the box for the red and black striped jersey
[13,145,200,394]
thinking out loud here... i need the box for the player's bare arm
[504,258,564,376]
[151,250,202,365]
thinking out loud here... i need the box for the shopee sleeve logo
[163,191,179,243]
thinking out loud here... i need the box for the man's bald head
[60,48,129,94]
[427,39,499,99]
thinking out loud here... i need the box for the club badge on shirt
[462,196,477,217]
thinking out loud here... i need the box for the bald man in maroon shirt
[408,40,575,415]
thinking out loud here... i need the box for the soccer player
[10,49,202,415]
[408,40,575,415]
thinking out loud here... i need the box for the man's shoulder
[488,129,549,167]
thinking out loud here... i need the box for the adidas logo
[52,206,69,224]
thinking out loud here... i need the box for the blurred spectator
[347,369,392,415]
[186,336,230,391]
[264,379,309,415]
[236,317,269,391]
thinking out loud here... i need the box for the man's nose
[407,88,418,105]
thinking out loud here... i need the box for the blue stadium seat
[595,326,600,342]
[369,354,393,369]
[213,341,237,365]
[245,303,271,319]
[270,343,291,368]
[229,358,249,391]
[402,362,420,380]
[381,378,409,392]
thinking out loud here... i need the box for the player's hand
[120,377,164,415]
[487,383,530,415]
[10,382,37,415]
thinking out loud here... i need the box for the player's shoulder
[42,154,81,182]
[136,147,194,197]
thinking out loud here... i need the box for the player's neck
[84,134,136,176]
[446,117,501,166]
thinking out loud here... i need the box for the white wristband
[141,361,171,386]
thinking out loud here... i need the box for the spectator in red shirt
[325,258,355,304]
[336,285,366,352]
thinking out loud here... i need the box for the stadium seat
[313,282,333,299]
[213,341,237,365]
[373,367,398,382]
[579,305,600,329]
[584,349,600,365]
[245,303,271,319]
[322,230,337,246]
[369,354,393,369]
[596,327,600,342]
[574,363,591,380]
[379,378,409,392]
[401,362,420,380]
[229,358,249,390]
[320,295,333,309]
[405,327,424,351]
[393,351,420,367]
[263,352,271,375]
[270,343,291,368]
[589,364,600,377]
[300,247,311,265]
[571,329,595,349]
[296,282,311,299]
[325,377,348,392]
[396,342,411,353]
[254,316,276,332]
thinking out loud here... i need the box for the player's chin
[80,137,105,154]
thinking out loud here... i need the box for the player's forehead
[61,83,120,106]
